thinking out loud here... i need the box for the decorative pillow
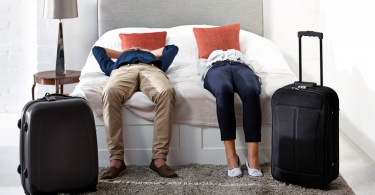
[193,24,241,59]
[119,31,167,50]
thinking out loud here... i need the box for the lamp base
[56,20,66,74]
[56,57,65,74]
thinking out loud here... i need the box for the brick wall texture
[0,0,37,113]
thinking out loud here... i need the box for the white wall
[1,0,374,161]
[0,0,36,113]
[263,0,321,81]
[319,0,375,160]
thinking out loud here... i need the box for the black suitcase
[17,93,98,194]
[271,31,340,188]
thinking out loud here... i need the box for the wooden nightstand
[32,70,81,100]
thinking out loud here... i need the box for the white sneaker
[246,158,263,177]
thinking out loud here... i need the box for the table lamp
[43,0,78,74]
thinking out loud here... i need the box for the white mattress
[71,25,296,126]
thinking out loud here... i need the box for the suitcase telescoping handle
[298,31,324,86]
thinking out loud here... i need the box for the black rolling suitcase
[17,93,98,194]
[271,31,340,188]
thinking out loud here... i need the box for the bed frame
[96,0,267,167]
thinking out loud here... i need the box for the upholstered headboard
[98,0,263,37]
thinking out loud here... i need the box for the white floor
[0,113,374,195]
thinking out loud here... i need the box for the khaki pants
[102,64,175,161]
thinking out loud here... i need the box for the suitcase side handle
[42,93,71,101]
[298,31,323,86]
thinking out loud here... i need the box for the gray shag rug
[83,163,354,195]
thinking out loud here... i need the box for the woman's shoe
[228,156,242,178]
[246,158,263,177]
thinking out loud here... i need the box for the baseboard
[340,129,375,162]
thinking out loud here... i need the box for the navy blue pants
[204,61,261,142]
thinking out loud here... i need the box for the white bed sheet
[71,25,296,126]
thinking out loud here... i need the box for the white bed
[71,0,296,167]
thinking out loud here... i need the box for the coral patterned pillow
[119,31,167,50]
[193,24,240,59]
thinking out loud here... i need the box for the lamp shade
[44,0,78,19]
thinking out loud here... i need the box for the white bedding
[71,25,296,126]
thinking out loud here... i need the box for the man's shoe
[149,160,178,178]
[101,161,127,180]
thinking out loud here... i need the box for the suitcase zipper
[287,86,337,113]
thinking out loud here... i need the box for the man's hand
[134,46,151,52]
[122,46,136,52]
[117,46,163,58]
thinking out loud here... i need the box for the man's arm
[102,48,122,59]
[92,46,117,76]
[101,46,140,59]
[158,45,179,72]
[150,47,164,58]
